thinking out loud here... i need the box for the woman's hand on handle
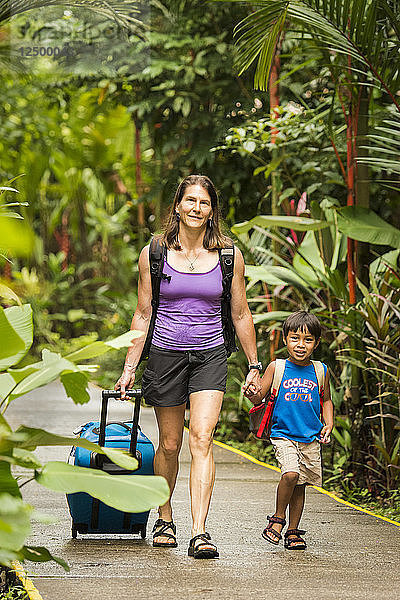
[114,365,136,400]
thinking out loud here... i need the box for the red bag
[249,400,275,440]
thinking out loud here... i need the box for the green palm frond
[222,0,400,101]
[358,118,400,179]
[233,2,289,79]
[0,1,147,33]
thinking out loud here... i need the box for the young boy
[244,311,333,549]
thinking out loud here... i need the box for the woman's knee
[189,429,213,456]
[282,471,300,485]
[158,436,182,458]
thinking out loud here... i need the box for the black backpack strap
[218,245,237,357]
[149,237,165,307]
[219,246,235,296]
[138,238,166,364]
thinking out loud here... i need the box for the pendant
[189,264,195,271]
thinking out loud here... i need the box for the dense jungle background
[1,0,399,542]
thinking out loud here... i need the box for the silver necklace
[179,240,201,271]
[184,249,201,271]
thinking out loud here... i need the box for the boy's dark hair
[282,311,321,340]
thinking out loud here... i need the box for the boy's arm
[320,369,334,444]
[243,361,276,404]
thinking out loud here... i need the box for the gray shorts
[271,437,322,486]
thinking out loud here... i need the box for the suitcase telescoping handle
[100,389,142,457]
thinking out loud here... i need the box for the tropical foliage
[0,4,399,588]
[209,0,399,512]
[0,299,169,568]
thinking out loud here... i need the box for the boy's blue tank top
[270,359,327,443]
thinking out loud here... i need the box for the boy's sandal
[188,533,219,559]
[152,518,178,548]
[262,515,287,545]
[284,528,307,550]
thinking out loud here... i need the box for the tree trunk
[346,104,357,305]
[269,48,280,230]
[355,87,370,282]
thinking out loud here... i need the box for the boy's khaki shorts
[271,438,322,486]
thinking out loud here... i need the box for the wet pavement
[7,381,400,600]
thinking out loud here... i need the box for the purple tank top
[152,256,225,351]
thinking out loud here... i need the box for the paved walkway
[7,382,400,600]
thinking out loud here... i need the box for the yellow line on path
[212,438,400,528]
[13,562,44,600]
[213,438,281,472]
[310,486,400,526]
[90,394,400,528]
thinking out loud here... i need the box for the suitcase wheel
[72,525,78,539]
[140,525,146,539]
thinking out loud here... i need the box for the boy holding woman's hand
[244,311,334,549]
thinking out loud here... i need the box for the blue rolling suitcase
[67,389,155,539]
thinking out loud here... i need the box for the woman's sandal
[284,528,307,550]
[262,515,287,545]
[152,519,178,548]
[188,533,219,559]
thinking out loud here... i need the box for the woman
[115,174,261,558]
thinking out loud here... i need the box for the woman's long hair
[162,175,232,250]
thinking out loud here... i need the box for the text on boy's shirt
[282,378,317,390]
[282,378,318,403]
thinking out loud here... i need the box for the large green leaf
[245,264,309,291]
[8,350,81,399]
[0,449,42,469]
[64,330,144,362]
[7,363,44,386]
[0,412,11,432]
[359,120,400,177]
[15,426,138,471]
[0,307,25,362]
[336,207,400,248]
[0,373,17,402]
[0,217,34,256]
[232,215,329,235]
[245,264,287,286]
[12,448,42,469]
[268,266,311,290]
[228,0,397,101]
[0,1,146,32]
[293,230,325,285]
[60,371,91,404]
[0,429,26,451]
[0,548,20,566]
[36,462,170,513]
[370,249,400,276]
[0,305,33,371]
[0,461,21,497]
[19,545,69,571]
[0,494,32,552]
[6,330,143,403]
[252,310,293,324]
